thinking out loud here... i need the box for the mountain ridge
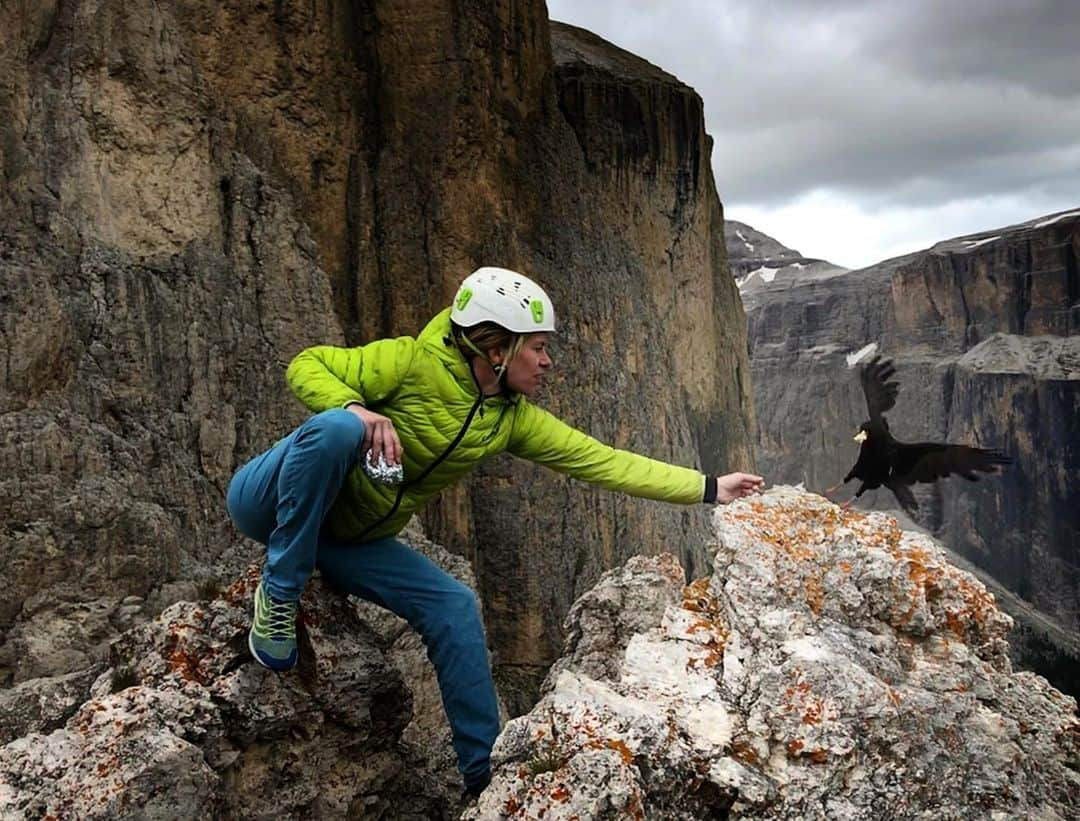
[736,206,1080,697]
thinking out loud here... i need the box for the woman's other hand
[346,404,403,465]
[716,472,764,503]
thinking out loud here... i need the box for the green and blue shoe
[248,581,299,671]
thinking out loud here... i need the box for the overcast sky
[546,0,1080,269]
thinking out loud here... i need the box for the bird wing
[892,442,1012,484]
[860,355,899,423]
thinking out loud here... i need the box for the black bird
[826,355,1012,515]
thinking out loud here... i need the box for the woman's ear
[486,346,504,367]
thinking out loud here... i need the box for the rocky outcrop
[470,487,1080,820]
[742,212,1080,696]
[0,524,477,819]
[0,2,754,699]
[6,489,1075,819]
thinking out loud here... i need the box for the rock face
[461,21,755,689]
[0,525,479,819]
[470,487,1080,820]
[0,0,342,687]
[742,213,1080,695]
[0,2,754,699]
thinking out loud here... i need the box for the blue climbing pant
[225,408,499,786]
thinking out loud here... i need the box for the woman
[226,266,764,797]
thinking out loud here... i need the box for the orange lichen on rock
[725,497,905,616]
[730,740,760,765]
[843,511,903,555]
[691,644,725,671]
[730,496,1004,642]
[803,576,825,615]
[781,675,833,731]
[221,565,261,606]
[166,649,209,684]
[891,536,998,640]
[681,577,730,666]
[605,738,635,766]
[682,577,719,616]
[801,696,825,725]
[784,738,829,763]
[731,496,902,560]
[946,574,999,640]
[160,622,212,685]
[728,500,815,561]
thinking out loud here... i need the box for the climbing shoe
[248,581,299,671]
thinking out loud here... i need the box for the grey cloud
[548,0,1080,212]
[709,76,1080,205]
[852,0,1080,99]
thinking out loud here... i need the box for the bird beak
[853,430,868,443]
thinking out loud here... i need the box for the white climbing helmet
[450,266,556,333]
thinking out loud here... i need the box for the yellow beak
[853,430,868,443]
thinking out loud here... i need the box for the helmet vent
[520,297,530,308]
[496,286,506,295]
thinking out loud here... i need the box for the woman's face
[503,333,553,397]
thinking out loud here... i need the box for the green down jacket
[286,308,708,542]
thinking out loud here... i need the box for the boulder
[470,487,1079,820]
[0,524,485,820]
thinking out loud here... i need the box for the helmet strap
[456,328,509,383]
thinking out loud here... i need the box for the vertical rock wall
[457,23,753,685]
[0,0,342,681]
[0,2,754,694]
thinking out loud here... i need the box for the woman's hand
[716,472,764,503]
[346,404,403,465]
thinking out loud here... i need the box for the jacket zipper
[353,375,492,543]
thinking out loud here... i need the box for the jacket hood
[419,307,518,402]
[419,307,471,383]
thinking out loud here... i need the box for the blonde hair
[455,322,526,369]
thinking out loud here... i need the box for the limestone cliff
[742,211,1080,695]
[0,2,754,697]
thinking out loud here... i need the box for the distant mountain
[725,219,848,293]
[738,206,1080,697]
